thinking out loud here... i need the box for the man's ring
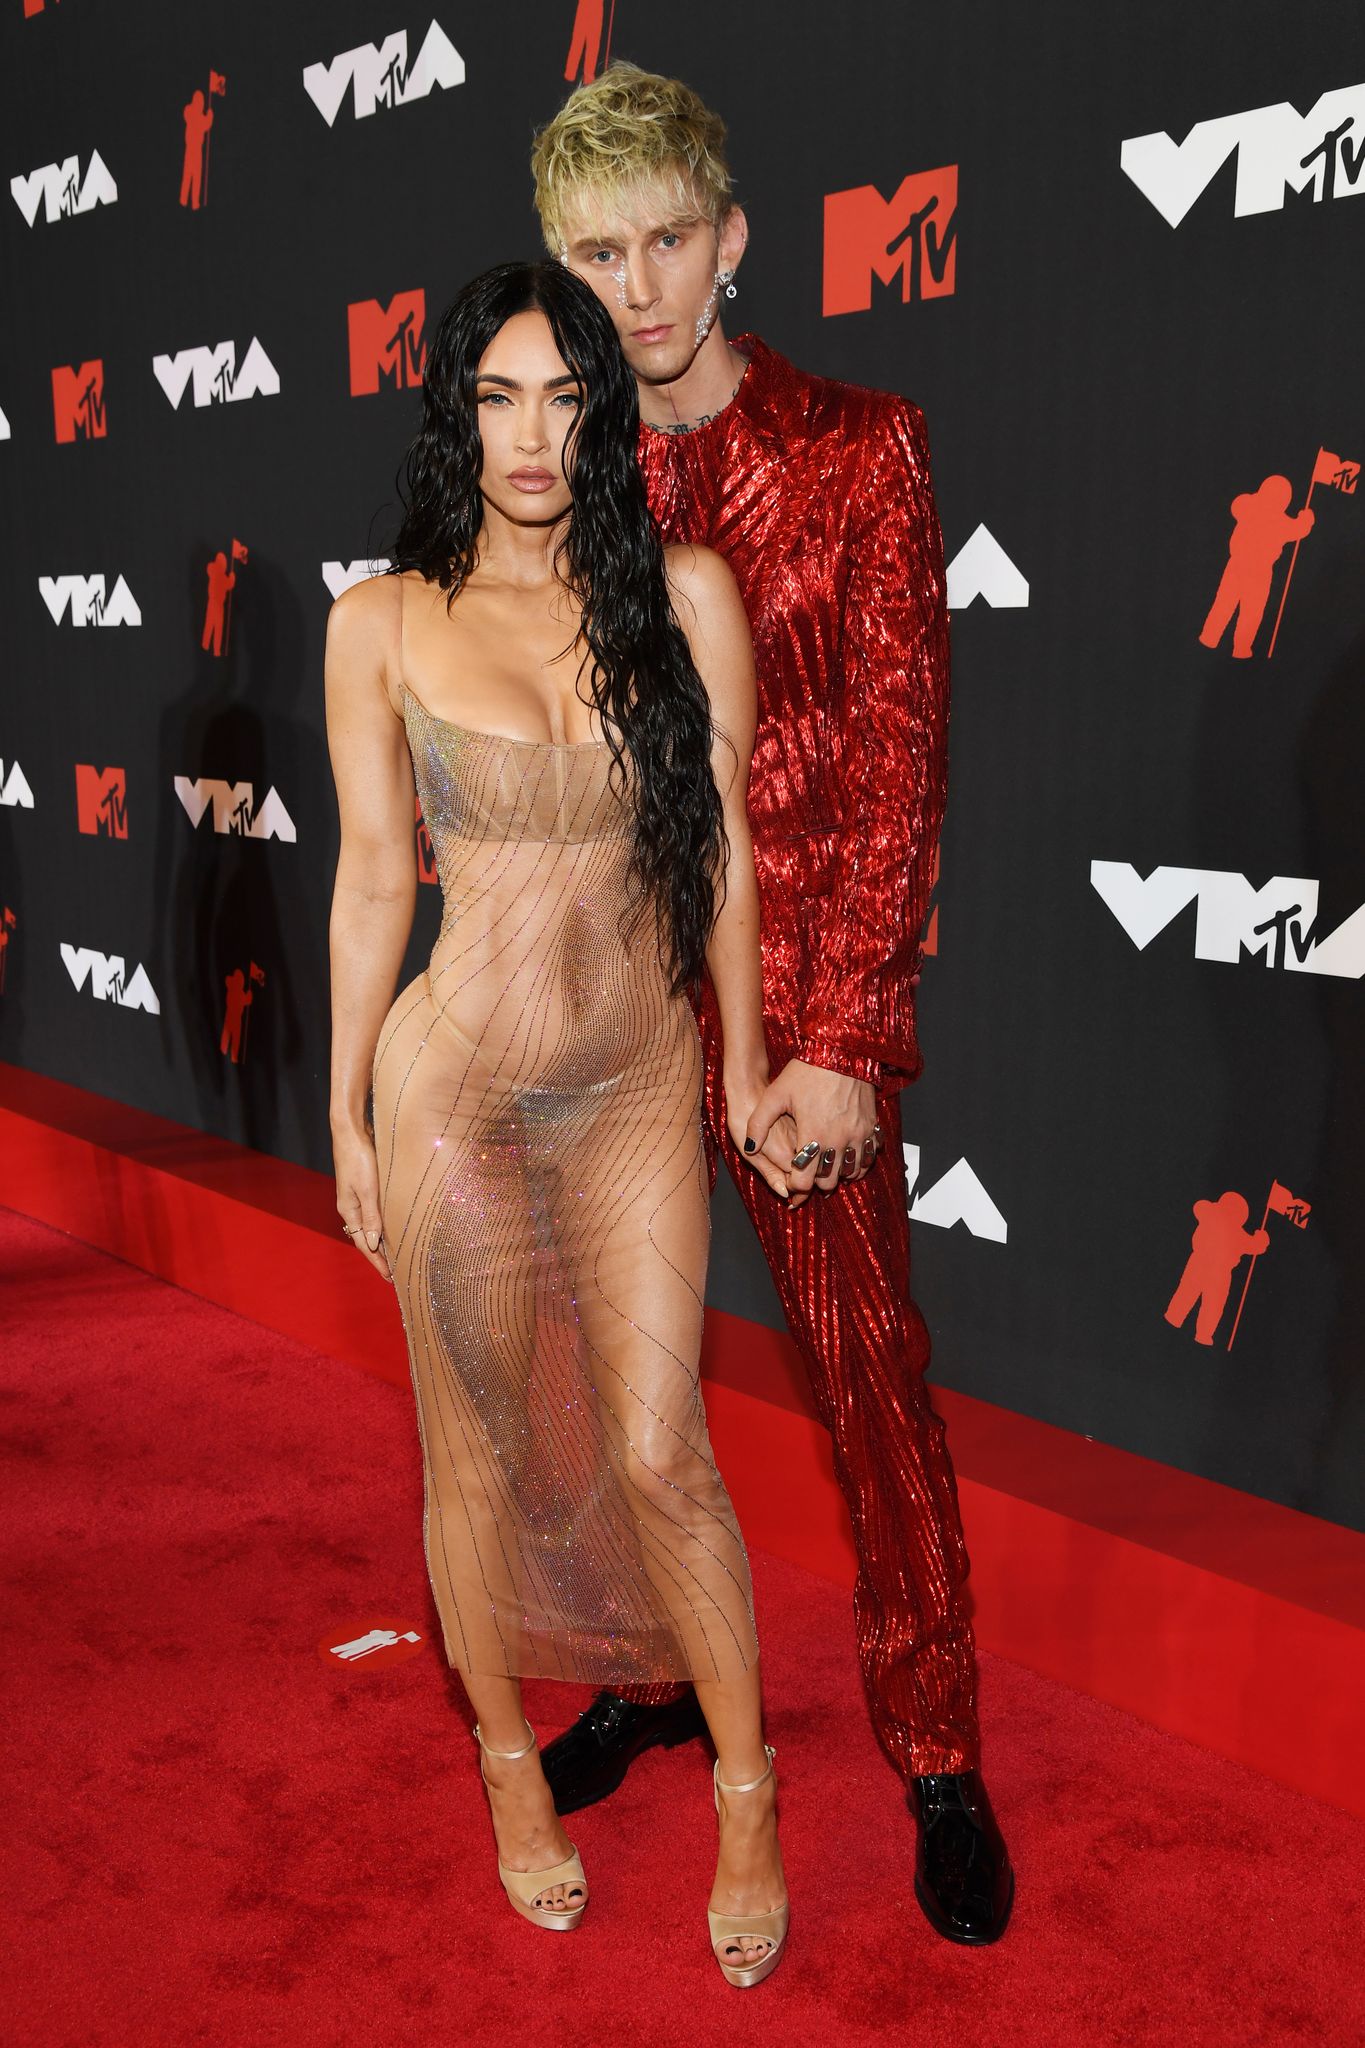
[791,1141,821,1171]
[819,1148,837,1173]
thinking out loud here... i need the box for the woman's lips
[508,470,557,493]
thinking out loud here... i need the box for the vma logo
[0,759,35,808]
[11,151,117,226]
[75,765,127,838]
[1122,81,1365,226]
[349,292,425,395]
[40,573,140,627]
[221,960,266,1063]
[1092,863,1365,980]
[1166,1180,1310,1351]
[180,72,227,209]
[60,943,159,1014]
[1200,446,1357,661]
[903,1143,1007,1243]
[322,558,391,597]
[945,527,1029,610]
[153,338,279,410]
[174,777,297,842]
[52,361,106,443]
[303,21,464,126]
[824,165,958,316]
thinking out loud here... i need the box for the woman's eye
[479,392,510,405]
[553,393,581,408]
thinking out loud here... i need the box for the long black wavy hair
[388,260,726,994]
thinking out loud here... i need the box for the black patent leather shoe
[541,1690,708,1816]
[907,1771,1014,1944]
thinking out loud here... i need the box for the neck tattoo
[650,357,749,436]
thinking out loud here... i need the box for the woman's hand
[724,1066,792,1201]
[332,1122,392,1279]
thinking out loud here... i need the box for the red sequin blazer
[639,335,950,1092]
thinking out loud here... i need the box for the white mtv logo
[0,760,34,808]
[322,557,391,598]
[903,1144,1007,1243]
[330,1629,421,1661]
[39,573,141,627]
[152,338,280,410]
[945,526,1029,610]
[173,777,297,842]
[1122,81,1365,227]
[1091,862,1365,979]
[60,944,159,1013]
[11,150,118,226]
[303,20,464,126]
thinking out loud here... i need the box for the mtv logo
[1091,862,1365,980]
[903,1144,1007,1242]
[75,764,128,837]
[59,944,160,1013]
[322,558,392,598]
[823,165,958,316]
[348,292,426,394]
[39,573,141,627]
[945,526,1029,610]
[51,361,106,443]
[152,338,280,409]
[0,404,10,440]
[1121,81,1365,226]
[303,21,464,125]
[173,777,297,842]
[11,151,118,226]
[0,760,35,809]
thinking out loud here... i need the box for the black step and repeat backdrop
[3,1,1362,1530]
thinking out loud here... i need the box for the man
[531,63,1012,1944]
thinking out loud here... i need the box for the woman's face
[474,309,581,527]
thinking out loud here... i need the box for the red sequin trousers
[625,1012,981,1780]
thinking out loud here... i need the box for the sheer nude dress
[370,574,758,1686]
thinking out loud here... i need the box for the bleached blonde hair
[531,61,735,251]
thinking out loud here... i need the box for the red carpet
[5,1207,1364,2048]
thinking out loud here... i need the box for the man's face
[559,180,744,386]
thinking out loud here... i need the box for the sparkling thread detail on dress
[372,670,758,1688]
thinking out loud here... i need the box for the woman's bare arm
[324,578,417,1274]
[667,545,787,1200]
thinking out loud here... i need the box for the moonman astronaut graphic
[202,550,236,655]
[1199,475,1315,659]
[180,90,214,209]
[565,0,607,84]
[220,965,259,1062]
[1165,1191,1269,1346]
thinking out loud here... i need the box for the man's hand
[744,1058,880,1208]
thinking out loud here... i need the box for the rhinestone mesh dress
[370,595,758,1688]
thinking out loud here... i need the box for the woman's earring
[721,268,738,300]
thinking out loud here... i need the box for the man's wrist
[797,1037,884,1090]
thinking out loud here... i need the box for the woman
[324,263,788,1986]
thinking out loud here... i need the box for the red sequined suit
[639,335,978,1776]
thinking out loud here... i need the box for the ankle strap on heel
[714,1743,776,1796]
[474,1721,538,1762]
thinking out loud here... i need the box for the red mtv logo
[823,166,958,317]
[348,291,426,395]
[74,764,128,838]
[52,361,107,442]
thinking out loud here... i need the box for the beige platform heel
[708,1744,789,1988]
[474,1723,588,1932]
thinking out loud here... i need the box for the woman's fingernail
[743,1137,756,1153]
